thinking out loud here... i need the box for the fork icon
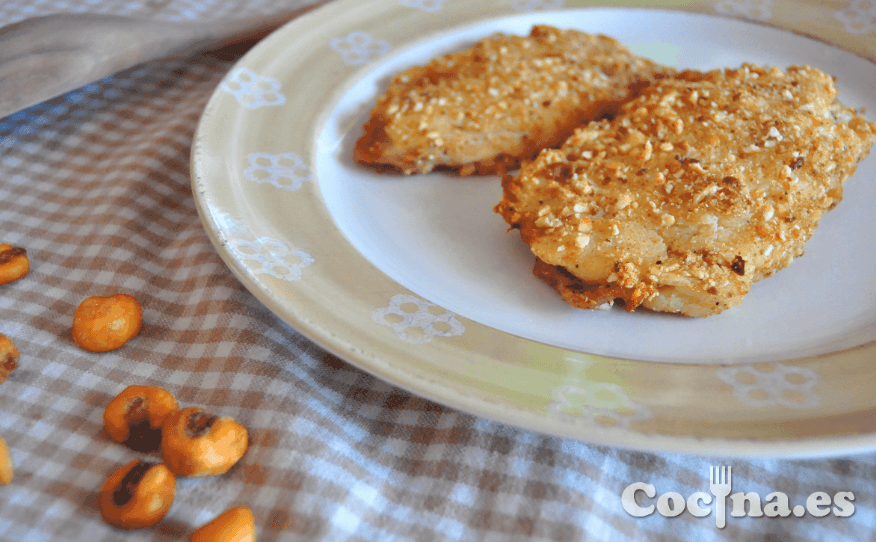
[709,466,732,528]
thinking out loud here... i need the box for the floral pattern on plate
[511,0,565,10]
[834,0,876,35]
[400,0,447,12]
[330,31,392,65]
[227,237,314,281]
[713,0,772,20]
[548,357,651,429]
[220,68,286,108]
[244,152,312,192]
[717,362,819,409]
[372,294,465,344]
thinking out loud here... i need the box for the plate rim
[191,0,876,457]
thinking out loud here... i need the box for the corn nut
[189,506,256,542]
[72,294,142,352]
[0,245,28,285]
[0,334,19,385]
[104,385,178,452]
[161,407,248,477]
[99,460,176,529]
[0,437,13,485]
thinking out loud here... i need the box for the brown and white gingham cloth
[1,1,876,540]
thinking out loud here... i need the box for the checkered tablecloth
[2,0,876,540]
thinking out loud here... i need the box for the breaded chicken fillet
[354,25,673,175]
[495,64,876,317]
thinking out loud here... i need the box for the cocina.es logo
[622,466,854,528]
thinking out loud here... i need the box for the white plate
[318,10,876,364]
[192,0,876,456]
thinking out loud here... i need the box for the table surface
[2,0,876,540]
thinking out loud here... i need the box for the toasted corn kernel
[0,245,29,285]
[72,294,142,352]
[104,386,178,453]
[161,407,248,477]
[99,460,175,530]
[190,506,256,542]
[0,437,12,485]
[0,334,19,385]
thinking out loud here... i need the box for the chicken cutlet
[354,25,673,175]
[496,64,876,317]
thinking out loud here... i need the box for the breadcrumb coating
[496,64,876,317]
[354,25,673,175]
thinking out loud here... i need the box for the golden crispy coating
[496,64,876,317]
[355,25,673,175]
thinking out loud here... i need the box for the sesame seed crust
[496,64,876,317]
[354,25,673,175]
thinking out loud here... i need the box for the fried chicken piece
[354,25,673,175]
[496,64,876,317]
